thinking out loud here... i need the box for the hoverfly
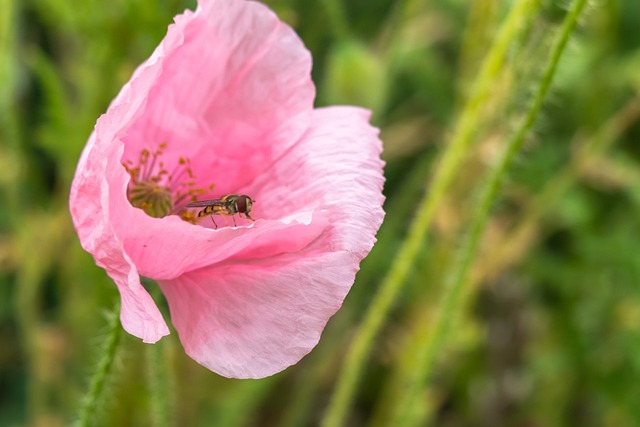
[186,194,255,229]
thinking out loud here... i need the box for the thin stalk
[320,1,541,426]
[385,0,590,425]
[146,282,172,427]
[147,340,171,427]
[475,94,640,284]
[74,301,123,427]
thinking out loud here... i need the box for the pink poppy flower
[69,0,384,378]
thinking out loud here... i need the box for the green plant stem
[384,1,589,425]
[476,94,640,284]
[74,301,123,427]
[147,339,171,427]
[320,1,540,426]
[146,282,172,427]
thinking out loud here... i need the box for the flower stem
[476,93,640,284]
[321,1,541,426]
[145,281,172,427]
[74,301,122,427]
[147,341,171,427]
[380,0,590,425]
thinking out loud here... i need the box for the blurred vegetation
[1,0,639,426]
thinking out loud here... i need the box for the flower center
[123,143,214,222]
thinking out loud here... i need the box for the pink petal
[70,130,169,343]
[121,0,315,194]
[159,107,385,378]
[118,208,330,280]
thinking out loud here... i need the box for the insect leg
[210,216,218,229]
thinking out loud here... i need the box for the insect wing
[186,199,224,208]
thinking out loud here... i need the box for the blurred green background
[2,0,640,426]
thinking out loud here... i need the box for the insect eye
[236,196,248,212]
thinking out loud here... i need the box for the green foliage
[2,0,640,426]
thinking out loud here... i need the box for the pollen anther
[123,144,214,222]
